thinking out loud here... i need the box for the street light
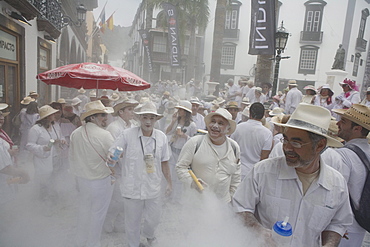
[61,4,87,28]
[272,21,290,96]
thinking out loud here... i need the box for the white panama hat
[134,101,163,119]
[204,108,236,135]
[274,103,342,147]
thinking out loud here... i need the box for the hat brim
[204,112,236,135]
[39,108,60,120]
[332,108,370,131]
[81,107,114,121]
[134,111,163,120]
[113,102,140,116]
[274,122,343,147]
[175,105,192,113]
[190,101,201,105]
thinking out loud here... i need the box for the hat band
[288,119,328,135]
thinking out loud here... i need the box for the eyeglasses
[280,137,311,149]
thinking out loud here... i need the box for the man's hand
[165,183,172,197]
[190,177,208,193]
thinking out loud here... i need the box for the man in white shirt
[233,103,352,247]
[285,80,303,114]
[231,102,272,177]
[333,104,370,247]
[108,101,172,247]
[227,78,239,101]
[69,100,115,247]
[190,97,206,130]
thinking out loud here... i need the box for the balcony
[300,31,323,43]
[3,0,39,20]
[34,0,63,39]
[356,37,367,52]
[224,29,239,41]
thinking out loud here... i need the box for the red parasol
[36,62,150,91]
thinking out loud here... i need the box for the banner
[139,29,153,72]
[161,2,181,67]
[248,0,276,55]
[106,13,114,30]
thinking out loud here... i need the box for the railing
[32,0,63,30]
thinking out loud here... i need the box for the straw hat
[89,90,97,97]
[57,98,66,104]
[242,107,250,118]
[189,96,201,105]
[38,105,59,120]
[163,91,170,96]
[274,103,343,147]
[71,97,82,106]
[78,88,86,94]
[134,101,163,119]
[29,91,39,97]
[175,100,192,113]
[204,108,236,135]
[113,99,139,116]
[288,80,298,86]
[269,107,285,116]
[225,101,239,109]
[109,92,120,102]
[255,87,262,93]
[241,97,250,106]
[80,100,114,121]
[332,104,370,131]
[21,96,35,105]
[0,103,8,111]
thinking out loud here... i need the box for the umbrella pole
[96,80,99,98]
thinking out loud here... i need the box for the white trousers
[76,176,114,247]
[123,196,162,247]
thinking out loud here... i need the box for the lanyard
[139,136,156,158]
[45,124,58,140]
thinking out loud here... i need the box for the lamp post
[272,21,290,96]
[61,4,87,28]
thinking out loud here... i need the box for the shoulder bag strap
[344,144,370,171]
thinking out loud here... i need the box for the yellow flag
[107,14,114,30]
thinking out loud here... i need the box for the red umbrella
[36,62,150,91]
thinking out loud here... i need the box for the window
[353,53,361,77]
[298,45,319,74]
[301,1,326,42]
[221,43,236,69]
[152,35,166,53]
[225,1,241,30]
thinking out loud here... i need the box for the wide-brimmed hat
[269,107,285,116]
[320,84,334,94]
[225,101,239,109]
[109,92,120,101]
[29,91,39,97]
[89,90,97,97]
[113,98,139,116]
[175,100,192,113]
[255,87,262,93]
[189,96,201,105]
[332,104,370,131]
[21,96,35,105]
[81,100,114,121]
[38,105,59,120]
[288,80,298,86]
[274,103,342,147]
[0,103,8,111]
[304,85,316,92]
[134,101,163,119]
[339,78,357,90]
[78,88,86,94]
[204,108,236,135]
[57,98,66,104]
[71,97,82,106]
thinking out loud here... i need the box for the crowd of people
[0,76,370,247]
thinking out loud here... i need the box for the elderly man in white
[176,108,241,203]
[285,80,303,114]
[189,96,206,130]
[233,103,352,247]
[108,101,172,247]
[69,100,115,247]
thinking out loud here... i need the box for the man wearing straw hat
[233,103,352,247]
[285,80,303,114]
[69,100,115,247]
[107,101,172,247]
[333,104,370,247]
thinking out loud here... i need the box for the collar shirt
[232,156,353,247]
[228,84,239,101]
[230,119,272,175]
[335,138,370,233]
[285,87,303,114]
[69,122,114,180]
[106,117,138,139]
[111,127,170,199]
[176,134,240,203]
[192,113,206,130]
[313,95,334,111]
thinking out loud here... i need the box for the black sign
[249,0,276,55]
[139,29,153,72]
[162,2,181,67]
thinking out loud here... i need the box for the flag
[99,6,106,33]
[248,0,276,55]
[106,13,114,30]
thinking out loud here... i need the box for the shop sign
[0,30,17,61]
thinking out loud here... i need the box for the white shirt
[176,134,240,203]
[228,84,239,101]
[232,156,353,247]
[111,127,170,200]
[231,119,272,175]
[285,87,303,114]
[191,113,206,130]
[106,117,139,139]
[335,138,370,233]
[69,122,114,180]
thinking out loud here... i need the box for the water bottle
[272,216,292,246]
[107,146,123,167]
